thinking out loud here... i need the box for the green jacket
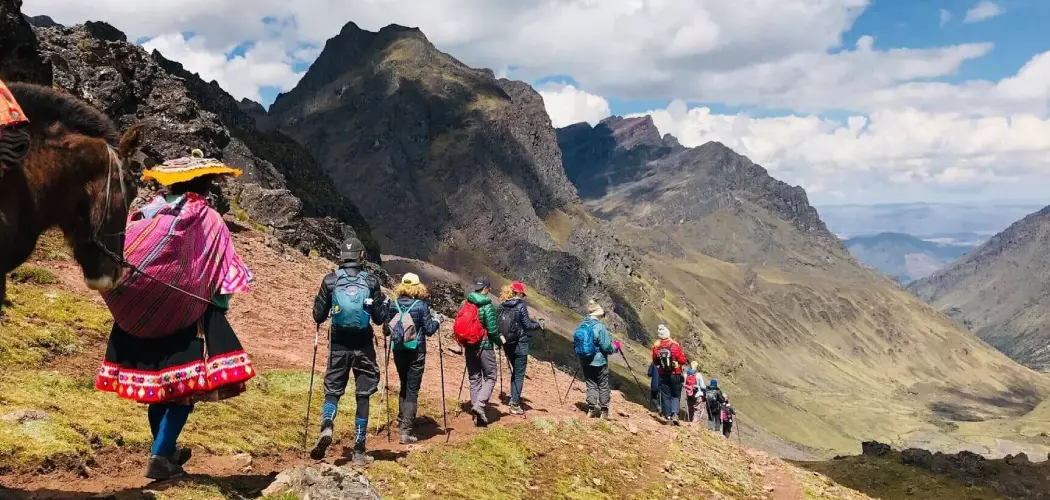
[467,292,501,350]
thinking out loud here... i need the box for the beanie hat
[587,300,605,318]
[657,324,671,339]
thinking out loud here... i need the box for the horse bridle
[91,145,216,305]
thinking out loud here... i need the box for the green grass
[798,455,1005,499]
[0,281,111,369]
[8,265,58,285]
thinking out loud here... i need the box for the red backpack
[453,300,486,346]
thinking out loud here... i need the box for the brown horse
[0,83,147,311]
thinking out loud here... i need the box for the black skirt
[95,306,255,404]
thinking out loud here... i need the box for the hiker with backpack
[652,324,689,425]
[453,277,502,426]
[721,399,736,438]
[384,273,442,444]
[573,301,621,419]
[704,379,728,433]
[499,282,543,415]
[310,237,388,465]
[684,361,705,423]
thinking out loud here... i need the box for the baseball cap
[339,237,365,261]
[401,273,421,286]
[473,277,491,292]
[511,281,527,295]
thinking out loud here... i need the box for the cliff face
[0,0,51,84]
[910,205,1050,371]
[14,19,374,261]
[268,22,638,310]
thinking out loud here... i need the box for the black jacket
[384,297,440,352]
[499,298,541,342]
[313,262,387,349]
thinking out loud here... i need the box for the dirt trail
[2,226,813,499]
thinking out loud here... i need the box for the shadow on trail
[1,473,277,500]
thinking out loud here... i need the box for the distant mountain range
[843,233,976,284]
[818,203,1044,240]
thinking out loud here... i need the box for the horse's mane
[8,83,118,143]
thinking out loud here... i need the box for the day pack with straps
[657,345,675,372]
[573,318,599,357]
[498,305,521,343]
[453,301,487,346]
[388,299,420,350]
[331,269,371,329]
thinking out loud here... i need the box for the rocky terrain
[266,22,640,316]
[557,116,1050,455]
[909,205,1050,372]
[843,232,975,284]
[9,6,375,262]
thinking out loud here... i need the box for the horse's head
[64,123,147,291]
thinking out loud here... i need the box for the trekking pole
[498,348,504,400]
[436,327,450,443]
[563,366,580,402]
[457,363,467,402]
[303,324,321,454]
[541,328,562,403]
[383,336,392,443]
[618,350,648,401]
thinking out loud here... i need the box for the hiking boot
[145,455,186,481]
[472,406,489,427]
[310,419,334,460]
[671,415,681,426]
[399,431,419,445]
[350,448,374,467]
[507,404,525,415]
[587,406,599,418]
[600,408,610,420]
[173,447,192,466]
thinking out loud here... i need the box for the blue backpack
[573,318,599,357]
[331,269,371,329]
[388,300,420,350]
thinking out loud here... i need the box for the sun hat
[142,149,241,186]
[587,300,605,317]
[401,273,421,286]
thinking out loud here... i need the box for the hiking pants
[148,403,193,457]
[502,341,529,405]
[658,373,683,418]
[582,363,611,411]
[393,347,426,433]
[322,342,380,447]
[466,345,497,413]
[706,402,722,432]
[686,396,699,422]
[722,420,733,438]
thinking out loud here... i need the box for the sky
[22,0,1050,205]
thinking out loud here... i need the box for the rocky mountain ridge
[267,21,641,315]
[1,4,376,262]
[909,205,1050,371]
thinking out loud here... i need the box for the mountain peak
[598,115,664,150]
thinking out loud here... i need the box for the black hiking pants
[582,363,611,411]
[503,341,529,405]
[393,347,426,433]
[723,420,733,438]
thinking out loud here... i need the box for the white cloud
[537,84,611,128]
[142,33,306,102]
[964,1,1003,23]
[22,0,994,113]
[939,9,952,26]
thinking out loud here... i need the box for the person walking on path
[454,277,502,426]
[704,379,728,433]
[498,281,543,415]
[309,237,389,465]
[684,361,705,423]
[573,301,621,419]
[95,151,255,481]
[652,324,689,425]
[647,363,661,414]
[384,273,442,444]
[721,399,736,438]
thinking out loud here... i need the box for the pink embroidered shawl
[103,193,253,338]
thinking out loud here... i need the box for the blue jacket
[500,298,541,342]
[579,317,616,367]
[386,297,440,352]
[648,364,660,391]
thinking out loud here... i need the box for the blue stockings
[148,403,193,457]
